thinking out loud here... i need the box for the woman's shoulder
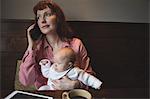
[71,37,83,45]
[69,37,85,53]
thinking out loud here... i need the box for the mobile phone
[30,23,42,41]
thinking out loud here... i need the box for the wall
[1,0,149,23]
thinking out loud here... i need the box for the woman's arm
[51,76,80,90]
[19,50,37,86]
[72,38,94,88]
[75,38,93,74]
[19,24,39,86]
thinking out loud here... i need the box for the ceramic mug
[62,89,92,99]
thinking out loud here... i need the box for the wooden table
[33,88,148,99]
[2,88,148,98]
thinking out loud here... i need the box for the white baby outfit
[38,59,102,90]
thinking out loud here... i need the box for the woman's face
[37,7,57,35]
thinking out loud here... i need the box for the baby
[38,48,102,90]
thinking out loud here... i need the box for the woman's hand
[27,24,35,51]
[52,76,80,90]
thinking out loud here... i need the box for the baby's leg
[38,85,51,90]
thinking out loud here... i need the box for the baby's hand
[41,60,48,65]
[39,59,51,66]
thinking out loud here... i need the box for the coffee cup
[62,89,92,99]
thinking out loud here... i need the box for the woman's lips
[42,25,50,28]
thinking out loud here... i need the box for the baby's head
[53,48,76,72]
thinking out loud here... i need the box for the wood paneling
[69,21,148,89]
[1,19,149,97]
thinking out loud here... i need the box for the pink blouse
[19,37,93,89]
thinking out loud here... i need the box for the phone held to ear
[30,23,42,41]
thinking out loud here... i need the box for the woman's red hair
[33,0,74,42]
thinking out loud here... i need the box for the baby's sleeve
[39,59,51,78]
[76,68,102,89]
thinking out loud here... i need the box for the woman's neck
[46,33,61,48]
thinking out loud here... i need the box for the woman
[19,0,93,90]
